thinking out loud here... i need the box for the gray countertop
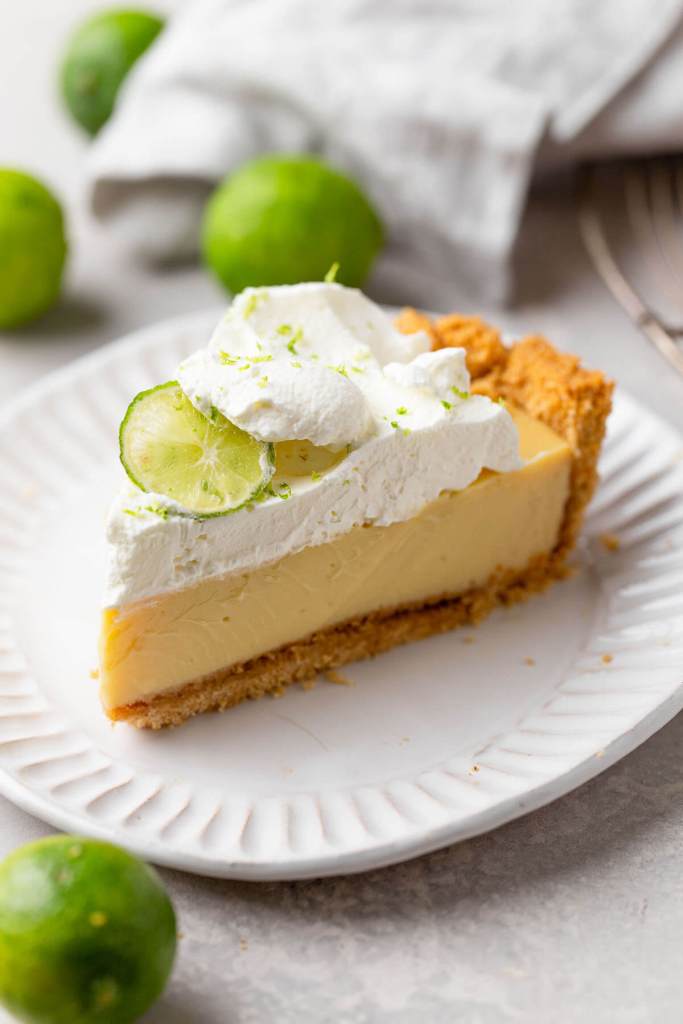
[2,3,683,1021]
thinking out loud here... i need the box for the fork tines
[578,158,683,377]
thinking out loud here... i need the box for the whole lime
[0,835,177,1024]
[60,8,164,136]
[202,155,384,293]
[0,169,67,330]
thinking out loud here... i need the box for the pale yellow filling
[100,408,571,710]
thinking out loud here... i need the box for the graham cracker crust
[112,314,613,729]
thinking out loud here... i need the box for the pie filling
[100,406,571,711]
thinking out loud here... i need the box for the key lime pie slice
[99,283,612,728]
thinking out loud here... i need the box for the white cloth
[86,0,683,305]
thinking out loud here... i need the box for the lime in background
[202,155,384,294]
[0,169,67,330]
[61,8,165,136]
[0,835,177,1024]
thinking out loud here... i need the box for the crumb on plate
[324,669,353,686]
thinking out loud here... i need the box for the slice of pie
[99,284,612,728]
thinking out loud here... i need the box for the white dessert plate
[1,310,682,881]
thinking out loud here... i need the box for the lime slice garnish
[273,439,347,479]
[119,381,274,517]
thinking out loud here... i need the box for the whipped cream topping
[105,284,522,607]
[384,348,469,401]
[177,283,430,447]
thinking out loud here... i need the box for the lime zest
[286,327,303,354]
[387,419,411,436]
[441,399,452,411]
[276,323,292,335]
[221,351,273,368]
[144,505,170,520]
[451,386,470,400]
[243,290,265,318]
[122,503,169,520]
[264,481,292,500]
[396,406,408,415]
[324,261,340,283]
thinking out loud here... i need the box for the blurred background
[4,5,683,1022]
[3,0,683,432]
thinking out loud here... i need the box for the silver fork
[578,158,683,377]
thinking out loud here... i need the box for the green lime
[60,8,164,136]
[0,835,176,1024]
[0,169,67,330]
[202,155,384,294]
[120,381,274,517]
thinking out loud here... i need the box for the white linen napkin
[85,0,683,305]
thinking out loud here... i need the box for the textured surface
[3,0,683,1018]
